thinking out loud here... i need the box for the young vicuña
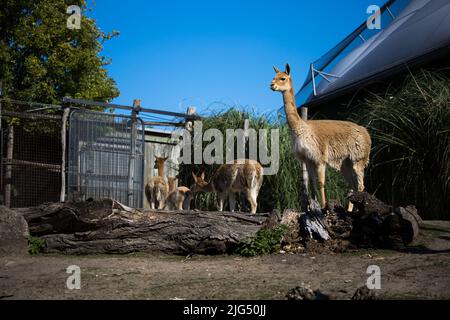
[191,159,263,214]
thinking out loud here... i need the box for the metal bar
[60,107,70,202]
[1,110,62,120]
[2,158,61,170]
[63,97,200,120]
[386,6,395,20]
[143,121,186,127]
[316,70,340,78]
[0,98,61,109]
[310,64,317,96]
[0,81,3,201]
[316,71,332,83]
[4,125,13,207]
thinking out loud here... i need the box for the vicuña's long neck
[283,87,307,134]
[157,165,165,178]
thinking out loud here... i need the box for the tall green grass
[351,70,450,219]
[178,107,348,212]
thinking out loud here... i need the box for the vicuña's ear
[191,172,197,183]
[200,172,205,180]
[163,156,169,161]
[285,63,291,75]
[273,65,280,74]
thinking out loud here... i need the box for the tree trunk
[18,199,269,255]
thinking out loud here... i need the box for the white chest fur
[291,132,317,162]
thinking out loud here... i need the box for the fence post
[4,125,13,208]
[128,99,141,206]
[300,106,309,211]
[185,106,196,132]
[60,106,70,202]
[0,81,2,205]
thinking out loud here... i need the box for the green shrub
[351,70,450,219]
[235,225,288,257]
[27,235,45,255]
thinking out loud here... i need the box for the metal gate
[67,110,145,207]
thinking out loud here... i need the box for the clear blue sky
[88,0,386,116]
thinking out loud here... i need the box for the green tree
[0,0,119,105]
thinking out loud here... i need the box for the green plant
[27,235,46,255]
[351,69,450,219]
[235,225,288,257]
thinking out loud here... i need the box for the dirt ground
[1,220,449,300]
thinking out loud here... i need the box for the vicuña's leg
[305,160,319,204]
[158,196,165,210]
[341,162,356,212]
[229,193,236,212]
[317,163,326,208]
[217,193,226,211]
[353,162,365,192]
[245,189,257,214]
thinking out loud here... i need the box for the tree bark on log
[17,199,269,255]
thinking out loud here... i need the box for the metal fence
[0,96,197,208]
[0,102,63,208]
[67,110,145,207]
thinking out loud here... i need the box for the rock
[0,206,29,256]
[395,207,420,245]
[351,286,377,300]
[286,284,330,300]
[280,209,301,244]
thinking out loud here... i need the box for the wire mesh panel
[0,109,63,208]
[68,110,145,207]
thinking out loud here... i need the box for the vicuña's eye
[280,77,286,81]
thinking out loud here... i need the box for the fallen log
[17,199,269,255]
[347,191,420,249]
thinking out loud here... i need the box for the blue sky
[88,0,386,116]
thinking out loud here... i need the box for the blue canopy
[296,0,450,108]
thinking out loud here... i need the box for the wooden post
[128,99,141,207]
[4,124,14,208]
[300,106,309,210]
[185,106,196,132]
[60,107,70,202]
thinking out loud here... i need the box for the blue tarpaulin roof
[296,0,450,108]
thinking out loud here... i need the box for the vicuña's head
[270,63,292,92]
[191,172,208,193]
[154,156,168,169]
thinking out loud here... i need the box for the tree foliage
[0,0,119,106]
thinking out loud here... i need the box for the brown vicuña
[165,176,193,210]
[191,159,263,214]
[145,156,169,209]
[271,63,371,210]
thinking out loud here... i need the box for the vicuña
[191,159,263,214]
[271,63,371,210]
[145,156,169,209]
